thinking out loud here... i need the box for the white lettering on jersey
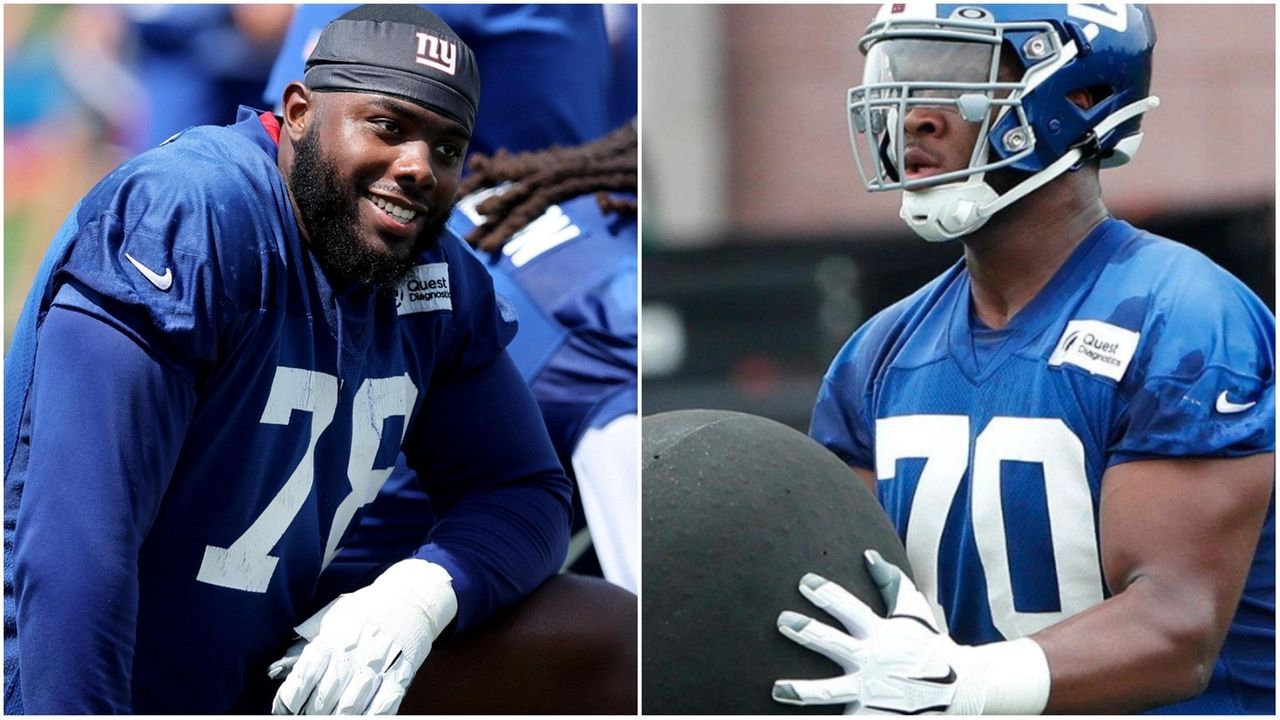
[198,369,417,593]
[198,368,339,592]
[395,263,452,315]
[876,415,1103,639]
[454,185,582,268]
[504,205,581,268]
[1048,319,1139,382]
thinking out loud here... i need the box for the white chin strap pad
[898,96,1160,243]
[901,178,999,243]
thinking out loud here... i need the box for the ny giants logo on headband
[415,32,457,76]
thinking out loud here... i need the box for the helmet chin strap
[900,96,1161,243]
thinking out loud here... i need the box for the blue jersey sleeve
[33,129,278,377]
[400,243,571,634]
[12,297,195,713]
[6,116,287,713]
[810,266,963,473]
[810,292,925,472]
[1109,247,1276,464]
[811,328,877,471]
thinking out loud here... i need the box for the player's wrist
[294,559,457,665]
[950,637,1051,715]
[367,559,458,656]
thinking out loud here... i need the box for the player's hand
[270,559,457,715]
[268,637,306,682]
[772,551,1050,715]
[772,550,967,714]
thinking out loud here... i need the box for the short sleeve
[811,326,878,471]
[49,153,275,378]
[1109,266,1275,464]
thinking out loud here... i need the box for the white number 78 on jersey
[197,367,417,593]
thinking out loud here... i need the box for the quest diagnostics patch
[395,263,451,315]
[1049,319,1139,382]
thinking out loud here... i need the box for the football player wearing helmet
[785,3,1274,714]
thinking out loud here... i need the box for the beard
[288,126,450,293]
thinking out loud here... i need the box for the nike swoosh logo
[910,667,957,685]
[124,253,173,291]
[1216,390,1256,414]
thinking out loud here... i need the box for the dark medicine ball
[642,410,913,714]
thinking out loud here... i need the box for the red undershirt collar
[258,111,281,146]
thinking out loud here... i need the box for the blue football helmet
[847,3,1159,241]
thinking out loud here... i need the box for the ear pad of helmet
[642,409,914,714]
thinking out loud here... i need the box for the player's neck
[960,173,1107,330]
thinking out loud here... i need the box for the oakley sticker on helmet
[415,32,458,76]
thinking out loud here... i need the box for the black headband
[304,10,480,134]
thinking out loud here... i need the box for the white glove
[270,559,457,715]
[772,550,1051,715]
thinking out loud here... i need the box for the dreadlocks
[459,123,638,252]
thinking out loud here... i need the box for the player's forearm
[1033,577,1221,713]
[412,471,571,632]
[406,348,573,632]
[15,553,140,713]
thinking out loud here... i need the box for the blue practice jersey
[263,4,613,157]
[3,107,570,713]
[335,188,638,564]
[812,219,1275,714]
[454,188,639,454]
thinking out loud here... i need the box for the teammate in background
[4,6,632,714]
[336,124,639,593]
[460,122,639,592]
[264,4,615,158]
[125,5,293,151]
[776,4,1274,714]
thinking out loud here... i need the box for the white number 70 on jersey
[876,415,1105,639]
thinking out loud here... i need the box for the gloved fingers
[273,643,331,715]
[333,666,381,715]
[772,675,861,706]
[365,681,407,715]
[798,573,878,637]
[865,550,938,632]
[304,653,353,715]
[268,638,308,681]
[777,611,863,670]
[366,654,415,715]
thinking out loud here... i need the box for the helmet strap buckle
[1067,130,1101,171]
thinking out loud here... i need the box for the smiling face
[281,85,470,290]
